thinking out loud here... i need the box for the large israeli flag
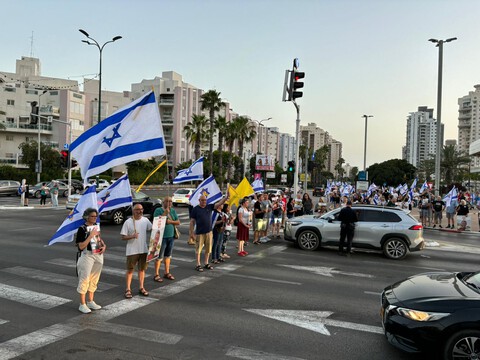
[189,175,222,207]
[47,185,97,246]
[97,174,133,214]
[70,91,166,180]
[173,157,204,184]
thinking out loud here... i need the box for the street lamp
[79,29,122,124]
[429,37,457,196]
[254,117,272,154]
[362,114,373,173]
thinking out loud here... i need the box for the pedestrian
[419,196,431,227]
[432,195,445,228]
[236,198,252,256]
[338,200,358,256]
[456,199,470,231]
[120,203,152,299]
[40,182,49,206]
[221,203,232,259]
[189,194,229,271]
[253,193,270,244]
[152,196,180,283]
[271,197,282,239]
[76,208,106,314]
[20,179,29,206]
[50,181,59,207]
[294,193,304,216]
[211,202,225,264]
[286,197,296,219]
[302,193,313,215]
[445,197,458,229]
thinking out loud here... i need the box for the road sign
[266,172,276,179]
[358,171,367,181]
[64,143,69,150]
[281,174,287,183]
[356,180,369,191]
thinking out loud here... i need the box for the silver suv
[284,204,424,260]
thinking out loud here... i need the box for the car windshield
[320,208,339,220]
[132,191,148,200]
[462,272,480,292]
[175,189,191,195]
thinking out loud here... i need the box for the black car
[312,187,324,196]
[99,190,162,225]
[56,179,84,193]
[381,271,480,359]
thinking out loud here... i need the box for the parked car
[67,189,162,225]
[265,188,284,197]
[172,188,195,206]
[29,181,73,198]
[312,187,324,197]
[88,179,111,190]
[56,179,84,193]
[0,180,21,196]
[283,204,425,260]
[381,270,480,358]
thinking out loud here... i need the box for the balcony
[0,121,53,133]
[459,113,471,120]
[162,116,174,125]
[159,95,175,106]
[458,120,471,129]
[39,105,60,116]
[0,157,28,168]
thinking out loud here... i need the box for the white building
[458,85,480,171]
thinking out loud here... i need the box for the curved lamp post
[79,29,122,124]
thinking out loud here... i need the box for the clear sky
[2,0,479,169]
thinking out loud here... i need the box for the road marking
[0,266,117,292]
[226,346,306,360]
[0,284,71,310]
[7,227,42,232]
[0,320,8,325]
[226,273,302,285]
[245,309,383,336]
[364,291,381,296]
[279,265,374,278]
[90,321,182,344]
[361,260,445,271]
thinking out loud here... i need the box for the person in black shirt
[337,200,358,256]
[432,195,445,228]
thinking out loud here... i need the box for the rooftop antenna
[29,31,34,57]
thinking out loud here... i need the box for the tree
[200,90,225,174]
[184,114,208,161]
[18,141,65,181]
[233,116,256,177]
[349,166,359,182]
[334,157,345,180]
[214,115,228,189]
[224,121,237,184]
[441,145,470,185]
[310,145,329,185]
[367,159,416,186]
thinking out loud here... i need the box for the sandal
[153,275,163,283]
[138,288,149,297]
[163,273,175,280]
[124,289,133,299]
[204,263,214,270]
[195,265,204,272]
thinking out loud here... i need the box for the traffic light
[288,58,305,101]
[30,101,39,124]
[61,150,69,168]
[71,158,78,168]
[287,161,295,173]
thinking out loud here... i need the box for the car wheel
[34,190,41,198]
[63,190,68,197]
[297,230,320,251]
[443,329,480,360]
[112,210,125,225]
[382,238,408,260]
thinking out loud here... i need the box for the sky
[2,0,480,170]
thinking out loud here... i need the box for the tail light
[186,194,190,198]
[409,225,423,231]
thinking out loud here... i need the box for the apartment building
[458,85,480,171]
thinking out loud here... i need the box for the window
[362,210,401,223]
[6,117,14,123]
[7,99,14,106]
[49,91,58,95]
[73,93,83,99]
[4,87,15,93]
[6,135,13,141]
[26,89,38,95]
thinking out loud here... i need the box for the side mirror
[327,216,334,223]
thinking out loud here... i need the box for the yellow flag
[227,185,240,207]
[235,177,255,200]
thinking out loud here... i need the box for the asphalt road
[1,194,480,359]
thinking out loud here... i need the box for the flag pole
[136,159,166,192]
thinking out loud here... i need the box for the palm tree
[184,114,208,161]
[441,145,470,185]
[224,121,237,184]
[233,116,257,176]
[214,115,229,189]
[334,157,345,180]
[200,90,225,174]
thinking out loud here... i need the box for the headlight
[287,221,303,226]
[397,307,450,322]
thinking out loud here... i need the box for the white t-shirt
[120,217,152,256]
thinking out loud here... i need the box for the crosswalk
[0,237,290,360]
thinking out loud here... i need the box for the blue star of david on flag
[102,123,122,148]
[67,207,79,220]
[189,175,222,207]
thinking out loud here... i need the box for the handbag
[174,226,180,239]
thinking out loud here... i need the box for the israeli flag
[97,174,132,214]
[252,179,264,193]
[70,91,166,180]
[211,211,220,228]
[173,157,204,184]
[400,184,408,195]
[47,185,97,246]
[189,175,223,207]
[419,181,428,194]
[373,193,379,205]
[443,186,458,207]
[410,178,418,190]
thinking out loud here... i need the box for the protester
[446,196,458,229]
[50,181,59,207]
[121,203,152,298]
[40,182,49,206]
[456,199,470,231]
[211,202,225,264]
[76,208,106,314]
[338,200,358,256]
[189,194,228,271]
[271,197,283,238]
[236,198,252,256]
[432,195,445,228]
[286,197,296,219]
[253,193,269,244]
[294,193,304,216]
[221,203,232,259]
[302,193,313,215]
[153,196,179,282]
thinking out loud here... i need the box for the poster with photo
[456,215,471,231]
[147,216,167,262]
[87,224,103,254]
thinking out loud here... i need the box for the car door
[354,209,393,249]
[318,209,342,244]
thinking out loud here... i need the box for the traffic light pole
[293,102,300,196]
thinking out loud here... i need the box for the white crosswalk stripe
[46,258,128,277]
[0,284,71,309]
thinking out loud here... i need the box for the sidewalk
[409,206,480,235]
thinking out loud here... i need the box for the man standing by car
[338,200,358,256]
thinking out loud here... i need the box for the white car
[172,188,195,206]
[88,179,111,190]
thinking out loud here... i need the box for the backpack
[17,186,23,195]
